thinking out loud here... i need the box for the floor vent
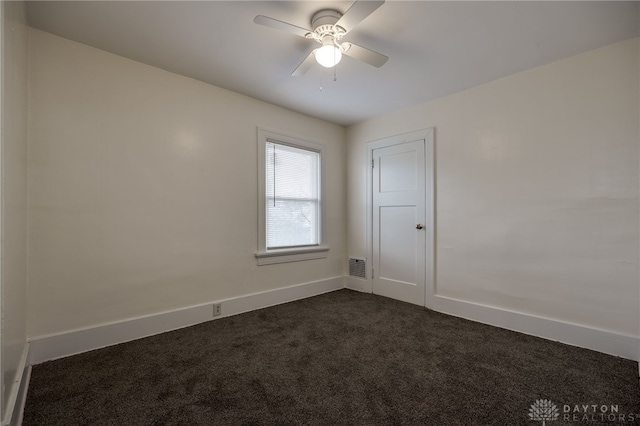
[348,258,366,279]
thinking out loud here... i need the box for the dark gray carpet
[24,289,639,425]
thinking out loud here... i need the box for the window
[265,142,320,248]
[256,129,328,265]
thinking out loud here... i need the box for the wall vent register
[349,258,366,279]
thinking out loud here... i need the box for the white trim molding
[432,295,640,361]
[29,277,344,365]
[19,277,639,406]
[1,343,30,426]
[345,275,371,293]
[255,246,329,265]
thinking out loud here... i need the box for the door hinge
[371,268,374,279]
[371,158,374,169]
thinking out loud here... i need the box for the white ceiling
[26,1,639,126]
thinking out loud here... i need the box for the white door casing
[366,129,434,307]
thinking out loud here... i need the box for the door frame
[366,128,435,308]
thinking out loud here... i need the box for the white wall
[1,0,28,422]
[27,29,346,338]
[348,38,639,337]
[22,25,640,359]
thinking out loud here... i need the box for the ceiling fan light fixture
[254,1,388,76]
[315,40,342,68]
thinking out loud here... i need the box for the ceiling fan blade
[335,0,384,33]
[342,43,388,68]
[292,50,317,76]
[254,15,312,38]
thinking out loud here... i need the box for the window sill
[255,246,329,265]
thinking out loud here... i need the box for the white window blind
[265,141,320,249]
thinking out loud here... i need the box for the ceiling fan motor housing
[309,9,346,42]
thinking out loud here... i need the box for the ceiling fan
[254,0,388,76]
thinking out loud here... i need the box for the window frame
[256,128,329,265]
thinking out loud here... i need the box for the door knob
[416,224,424,229]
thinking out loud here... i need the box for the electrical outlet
[213,303,221,317]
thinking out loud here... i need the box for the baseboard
[345,276,371,293]
[25,278,639,368]
[28,276,344,365]
[8,364,31,426]
[1,343,30,426]
[432,295,640,361]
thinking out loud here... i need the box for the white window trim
[256,128,328,265]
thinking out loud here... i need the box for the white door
[372,138,426,305]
